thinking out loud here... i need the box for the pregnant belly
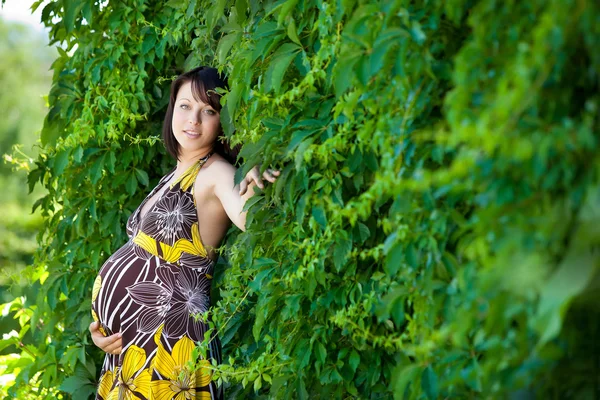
[90,239,214,341]
[91,240,156,335]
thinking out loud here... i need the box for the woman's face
[171,80,221,157]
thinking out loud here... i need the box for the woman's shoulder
[204,154,235,174]
[198,153,236,185]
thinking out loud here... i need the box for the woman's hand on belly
[89,322,122,355]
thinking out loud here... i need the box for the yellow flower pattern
[114,345,151,399]
[133,222,207,263]
[92,275,102,302]
[91,309,107,336]
[150,335,213,400]
[97,369,116,399]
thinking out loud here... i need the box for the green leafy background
[1,0,599,398]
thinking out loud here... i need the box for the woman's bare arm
[211,161,279,231]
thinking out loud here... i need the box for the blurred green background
[0,12,56,394]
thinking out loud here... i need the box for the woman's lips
[184,130,200,139]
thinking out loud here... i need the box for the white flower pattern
[126,264,212,338]
[142,190,196,245]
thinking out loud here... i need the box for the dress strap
[169,151,214,192]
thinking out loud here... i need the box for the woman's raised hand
[89,321,122,355]
[239,165,280,195]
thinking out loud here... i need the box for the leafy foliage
[3,0,599,398]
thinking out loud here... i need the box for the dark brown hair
[162,66,239,164]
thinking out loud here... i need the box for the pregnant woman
[89,66,279,399]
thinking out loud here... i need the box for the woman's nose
[189,114,201,125]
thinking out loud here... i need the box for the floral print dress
[92,155,222,400]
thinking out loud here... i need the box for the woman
[89,66,278,400]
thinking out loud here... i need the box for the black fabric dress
[91,155,223,400]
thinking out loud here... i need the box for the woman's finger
[90,322,122,350]
[89,321,99,333]
[103,339,123,355]
[251,168,264,189]
[263,169,280,183]
[89,322,108,344]
[99,332,122,345]
[239,179,248,195]
[262,171,275,183]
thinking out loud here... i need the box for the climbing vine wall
[2,0,599,398]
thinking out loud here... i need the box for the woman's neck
[176,147,213,173]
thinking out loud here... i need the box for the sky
[0,1,47,31]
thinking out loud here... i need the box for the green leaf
[311,206,327,229]
[252,257,279,268]
[349,350,360,372]
[363,150,379,171]
[249,267,275,292]
[141,33,156,55]
[296,339,311,368]
[59,375,92,394]
[235,0,249,24]
[53,150,69,175]
[277,0,299,25]
[72,384,97,400]
[126,172,137,195]
[375,286,408,322]
[294,138,313,170]
[393,364,420,399]
[357,222,370,242]
[315,341,327,364]
[135,168,149,186]
[390,296,405,327]
[253,375,262,392]
[73,146,83,163]
[296,192,308,224]
[297,375,308,400]
[405,243,417,268]
[156,37,166,58]
[421,366,438,400]
[287,18,302,46]
[242,193,264,212]
[252,307,266,341]
[333,53,360,97]
[217,33,241,64]
[225,84,242,124]
[267,43,300,93]
[63,0,84,34]
[287,129,318,152]
[333,234,352,272]
[385,244,403,276]
[186,0,198,18]
[41,117,61,147]
[410,21,426,45]
[90,155,105,184]
[106,151,117,174]
[534,247,596,346]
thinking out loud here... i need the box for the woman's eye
[205,109,216,115]
[180,104,189,110]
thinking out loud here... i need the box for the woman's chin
[176,142,213,157]
[175,132,218,156]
